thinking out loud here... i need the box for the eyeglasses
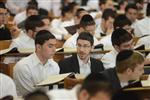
[77,44,91,49]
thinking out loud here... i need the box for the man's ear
[27,29,35,38]
[36,44,41,51]
[78,90,89,100]
[114,45,120,52]
[126,68,133,75]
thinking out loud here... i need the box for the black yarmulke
[116,50,134,62]
[80,14,95,25]
[0,2,6,9]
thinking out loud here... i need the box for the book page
[36,73,73,86]
[141,75,150,87]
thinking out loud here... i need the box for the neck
[101,23,106,33]
[80,55,90,64]
[36,52,48,65]
[61,16,69,22]
[117,73,130,83]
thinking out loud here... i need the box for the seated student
[13,30,60,96]
[48,73,112,100]
[59,32,104,76]
[63,14,99,48]
[0,2,12,40]
[3,15,46,64]
[24,90,50,100]
[0,73,17,98]
[98,14,133,50]
[102,49,145,92]
[101,28,134,69]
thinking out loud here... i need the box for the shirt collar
[32,52,52,67]
[0,24,5,29]
[77,55,91,66]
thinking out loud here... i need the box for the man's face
[77,39,93,60]
[126,8,138,23]
[0,8,8,25]
[27,9,38,17]
[38,39,56,59]
[129,62,144,80]
[84,24,96,35]
[117,39,134,52]
[89,91,111,100]
[103,17,114,31]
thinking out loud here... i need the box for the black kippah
[0,2,6,9]
[116,50,134,62]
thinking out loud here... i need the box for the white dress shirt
[63,32,99,48]
[101,49,118,69]
[133,17,150,37]
[3,31,35,64]
[0,73,17,98]
[50,18,74,40]
[77,55,91,76]
[13,53,60,96]
[13,11,26,25]
[98,34,113,50]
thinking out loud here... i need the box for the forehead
[77,39,91,45]
[44,39,56,45]
[0,8,7,13]
[121,39,133,46]
[106,17,114,21]
[127,8,137,13]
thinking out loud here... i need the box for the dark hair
[0,2,6,9]
[111,28,132,46]
[38,8,49,17]
[61,5,72,16]
[99,0,106,5]
[25,15,44,32]
[113,15,132,29]
[26,5,38,13]
[35,30,56,45]
[27,0,38,7]
[102,9,116,20]
[116,50,144,73]
[77,32,94,46]
[68,2,78,12]
[76,8,86,18]
[79,14,95,28]
[80,73,111,96]
[125,4,138,12]
[24,90,50,100]
[146,3,150,16]
[112,90,140,100]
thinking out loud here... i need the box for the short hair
[125,4,138,12]
[99,0,106,5]
[146,3,150,16]
[35,30,56,45]
[24,90,49,100]
[68,2,78,12]
[38,8,49,17]
[75,8,86,18]
[0,2,6,9]
[61,5,72,16]
[77,32,94,46]
[80,73,111,96]
[116,50,145,73]
[102,9,116,20]
[111,28,133,46]
[79,14,95,28]
[113,15,132,29]
[26,5,38,13]
[25,15,44,32]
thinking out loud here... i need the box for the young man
[59,32,104,76]
[0,2,12,40]
[48,73,112,100]
[63,14,99,48]
[102,49,145,91]
[3,15,46,64]
[13,30,60,96]
[125,4,138,24]
[98,15,132,50]
[101,28,133,69]
[95,8,116,38]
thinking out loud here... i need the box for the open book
[0,47,35,55]
[141,75,150,87]
[36,73,85,86]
